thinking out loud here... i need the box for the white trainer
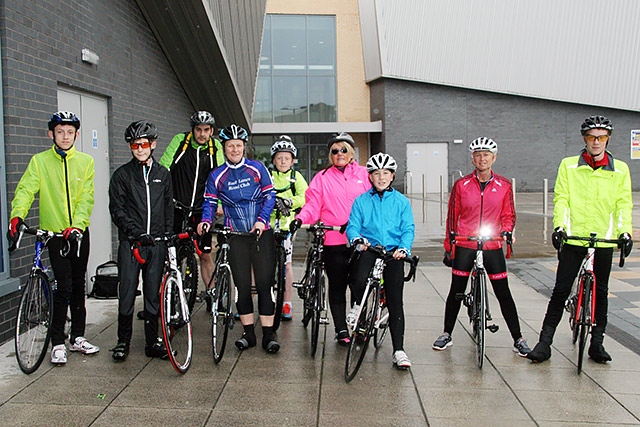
[346,304,360,329]
[69,336,100,354]
[51,344,67,364]
[392,350,412,369]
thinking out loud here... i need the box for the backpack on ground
[89,260,119,299]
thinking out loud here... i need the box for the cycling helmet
[48,111,80,131]
[219,124,249,143]
[270,136,297,158]
[366,152,397,173]
[189,110,216,128]
[124,120,158,143]
[469,137,498,154]
[581,115,613,135]
[327,132,355,149]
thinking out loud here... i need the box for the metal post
[440,175,444,224]
[422,174,426,223]
[511,178,516,208]
[543,178,548,215]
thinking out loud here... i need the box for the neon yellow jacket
[11,145,95,232]
[553,150,632,247]
[269,168,307,231]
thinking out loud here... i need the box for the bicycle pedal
[320,317,329,324]
[488,324,499,333]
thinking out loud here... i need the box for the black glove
[290,218,302,235]
[137,234,155,246]
[443,250,452,267]
[618,232,633,257]
[351,237,369,250]
[551,227,565,250]
[275,197,292,217]
[500,231,513,245]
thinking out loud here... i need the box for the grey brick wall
[0,0,200,343]
[371,79,640,192]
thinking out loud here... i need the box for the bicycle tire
[345,282,378,382]
[177,243,199,313]
[373,288,389,349]
[475,273,486,369]
[160,273,193,374]
[568,290,580,345]
[577,274,593,374]
[212,265,232,364]
[272,245,286,331]
[15,271,53,374]
[309,265,323,357]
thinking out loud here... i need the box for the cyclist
[108,120,174,361]
[159,111,224,287]
[433,137,531,357]
[8,111,99,365]
[346,153,415,369]
[197,124,280,353]
[292,132,371,345]
[528,115,633,364]
[269,135,308,320]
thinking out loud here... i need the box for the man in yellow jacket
[528,115,633,364]
[8,111,98,365]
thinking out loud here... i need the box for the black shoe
[588,343,612,363]
[111,342,129,362]
[145,339,169,359]
[136,310,145,320]
[262,336,280,353]
[235,333,257,351]
[335,330,351,347]
[526,341,551,363]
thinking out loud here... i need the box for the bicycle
[344,244,418,383]
[133,232,194,374]
[173,200,202,312]
[451,231,512,369]
[292,221,340,357]
[205,225,259,363]
[12,224,80,374]
[271,209,288,332]
[562,233,626,374]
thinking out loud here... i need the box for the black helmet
[581,115,613,135]
[125,120,158,143]
[189,111,216,128]
[327,132,355,149]
[48,111,80,131]
[219,124,249,143]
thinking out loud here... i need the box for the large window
[255,15,336,123]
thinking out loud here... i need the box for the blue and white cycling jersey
[202,157,276,232]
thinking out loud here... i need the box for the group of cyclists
[7,110,633,370]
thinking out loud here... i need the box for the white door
[406,142,448,194]
[58,89,111,293]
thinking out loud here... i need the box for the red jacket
[443,172,515,251]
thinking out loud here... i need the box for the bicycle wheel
[177,244,198,312]
[160,273,193,374]
[568,291,580,345]
[373,288,389,349]
[577,274,593,374]
[272,245,286,332]
[15,271,53,374]
[345,283,379,382]
[309,266,324,357]
[212,266,232,363]
[474,273,486,369]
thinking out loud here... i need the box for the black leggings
[323,245,352,333]
[443,246,522,342]
[228,229,276,316]
[351,250,406,352]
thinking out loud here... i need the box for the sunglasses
[583,134,610,143]
[331,147,348,155]
[130,141,152,150]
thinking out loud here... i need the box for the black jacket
[109,157,174,242]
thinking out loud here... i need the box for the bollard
[543,178,548,215]
[512,178,516,208]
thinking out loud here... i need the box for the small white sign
[92,130,98,149]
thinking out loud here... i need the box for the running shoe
[69,336,100,354]
[513,337,531,357]
[281,302,293,321]
[432,332,453,351]
[51,344,67,364]
[392,350,412,369]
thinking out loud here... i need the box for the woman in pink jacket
[294,132,371,345]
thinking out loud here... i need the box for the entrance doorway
[406,142,449,194]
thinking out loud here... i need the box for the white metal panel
[363,0,640,111]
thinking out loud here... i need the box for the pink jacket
[296,162,371,246]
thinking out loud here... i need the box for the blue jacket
[347,188,415,254]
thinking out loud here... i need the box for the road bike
[205,225,259,363]
[133,232,194,374]
[562,233,627,374]
[173,200,202,313]
[293,221,340,357]
[345,245,418,383]
[451,231,512,369]
[271,210,288,332]
[12,224,79,374]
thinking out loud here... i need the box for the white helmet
[366,152,397,173]
[270,137,297,158]
[469,137,498,154]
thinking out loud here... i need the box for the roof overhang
[252,121,382,135]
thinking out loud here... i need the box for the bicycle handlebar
[562,234,627,268]
[15,224,81,257]
[450,233,512,259]
[352,244,420,282]
[131,232,192,264]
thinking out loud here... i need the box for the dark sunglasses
[331,147,348,155]
[130,141,151,150]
